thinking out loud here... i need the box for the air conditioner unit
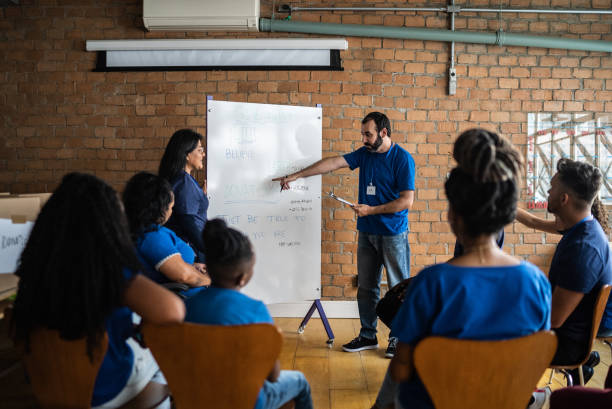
[143,0,260,32]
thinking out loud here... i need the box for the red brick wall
[1,0,611,299]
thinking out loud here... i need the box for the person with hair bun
[516,158,612,386]
[123,172,209,297]
[13,173,185,408]
[373,129,551,409]
[184,218,313,409]
[159,129,208,262]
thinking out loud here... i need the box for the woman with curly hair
[123,172,210,296]
[12,173,185,408]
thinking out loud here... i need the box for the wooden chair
[22,329,108,409]
[414,331,557,409]
[142,322,291,409]
[596,295,612,360]
[5,305,168,409]
[551,284,612,386]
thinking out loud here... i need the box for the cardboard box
[0,273,18,301]
[0,196,41,223]
[0,194,50,298]
[18,193,51,209]
[0,196,41,275]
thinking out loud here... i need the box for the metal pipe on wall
[285,6,612,15]
[448,0,456,96]
[259,18,612,53]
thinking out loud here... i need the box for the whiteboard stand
[296,104,333,346]
[297,299,335,348]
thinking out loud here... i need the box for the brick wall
[1,0,611,299]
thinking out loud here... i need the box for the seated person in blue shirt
[376,129,552,409]
[12,172,185,408]
[123,172,210,296]
[159,129,209,262]
[516,161,612,384]
[185,218,313,409]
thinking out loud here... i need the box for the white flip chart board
[207,100,322,304]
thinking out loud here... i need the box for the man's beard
[547,198,557,214]
[365,135,383,151]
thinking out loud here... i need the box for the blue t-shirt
[92,269,137,406]
[136,225,195,284]
[549,217,612,340]
[343,144,415,235]
[165,171,209,261]
[392,261,551,409]
[185,287,273,409]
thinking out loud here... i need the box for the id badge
[367,184,376,195]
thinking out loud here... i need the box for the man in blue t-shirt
[274,112,415,357]
[516,158,612,384]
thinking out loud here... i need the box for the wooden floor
[0,316,610,408]
[274,317,612,409]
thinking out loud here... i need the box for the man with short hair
[274,112,415,357]
[517,158,612,384]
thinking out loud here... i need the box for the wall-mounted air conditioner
[143,0,260,32]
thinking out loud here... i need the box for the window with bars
[526,113,612,209]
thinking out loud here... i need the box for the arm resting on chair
[390,342,414,383]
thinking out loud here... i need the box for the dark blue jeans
[357,231,411,339]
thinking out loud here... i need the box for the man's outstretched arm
[516,208,561,234]
[273,156,349,190]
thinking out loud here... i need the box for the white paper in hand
[328,192,354,207]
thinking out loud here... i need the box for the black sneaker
[385,337,397,358]
[585,351,600,369]
[568,365,594,385]
[342,336,378,352]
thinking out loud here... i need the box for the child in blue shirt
[185,218,313,409]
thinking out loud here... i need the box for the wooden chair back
[587,284,611,357]
[414,331,557,409]
[552,284,611,370]
[591,284,612,371]
[142,322,282,409]
[24,329,108,409]
[6,301,168,409]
